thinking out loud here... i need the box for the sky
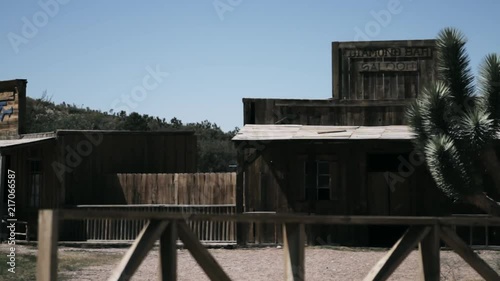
[1,0,500,132]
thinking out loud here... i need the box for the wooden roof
[232,125,415,141]
[0,136,55,149]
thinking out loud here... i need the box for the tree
[121,112,150,131]
[406,27,500,215]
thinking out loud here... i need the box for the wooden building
[0,79,197,240]
[233,40,500,246]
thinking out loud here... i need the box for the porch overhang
[232,125,415,142]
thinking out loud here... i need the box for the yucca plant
[407,27,500,216]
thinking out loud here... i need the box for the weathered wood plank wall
[104,173,236,205]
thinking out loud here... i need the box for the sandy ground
[52,246,500,281]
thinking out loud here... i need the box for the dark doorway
[366,153,414,246]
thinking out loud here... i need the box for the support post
[177,221,232,281]
[439,226,500,281]
[236,148,246,246]
[364,226,430,281]
[283,223,305,281]
[37,210,60,281]
[418,224,440,281]
[109,220,169,281]
[159,222,177,281]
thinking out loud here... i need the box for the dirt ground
[52,246,500,281]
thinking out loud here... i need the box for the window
[304,157,339,200]
[29,159,41,208]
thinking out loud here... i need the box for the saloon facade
[233,40,500,246]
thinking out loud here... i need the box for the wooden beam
[108,220,169,281]
[364,226,430,281]
[177,221,232,281]
[439,226,500,281]
[283,223,305,281]
[36,210,59,281]
[418,225,440,281]
[59,210,500,226]
[159,222,177,281]
[236,148,246,246]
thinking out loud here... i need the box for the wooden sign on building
[332,40,437,101]
[0,79,27,138]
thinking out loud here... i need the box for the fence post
[159,222,177,281]
[419,224,440,281]
[37,210,60,281]
[283,223,305,281]
[236,150,246,246]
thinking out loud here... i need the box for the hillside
[25,93,239,172]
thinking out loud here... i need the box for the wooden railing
[77,204,236,242]
[36,210,500,281]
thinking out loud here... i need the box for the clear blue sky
[1,0,499,131]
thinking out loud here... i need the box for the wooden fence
[77,204,235,242]
[37,210,500,281]
[105,173,236,204]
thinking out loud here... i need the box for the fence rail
[37,210,500,281]
[77,204,236,242]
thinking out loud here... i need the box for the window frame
[28,158,42,208]
[300,154,339,201]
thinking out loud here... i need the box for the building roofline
[55,129,196,136]
[332,39,436,45]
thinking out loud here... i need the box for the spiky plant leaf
[436,28,475,108]
[420,82,455,137]
[406,100,427,152]
[478,54,500,128]
[459,108,495,152]
[424,135,477,199]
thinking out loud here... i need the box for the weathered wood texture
[239,140,447,245]
[0,130,197,241]
[419,225,440,281]
[363,226,431,281]
[36,210,59,281]
[80,204,236,242]
[283,223,305,281]
[2,139,60,240]
[0,79,27,137]
[243,41,437,126]
[60,131,197,206]
[39,210,500,281]
[177,221,232,281]
[243,98,412,126]
[104,173,236,204]
[159,222,177,281]
[332,40,437,100]
[108,220,169,281]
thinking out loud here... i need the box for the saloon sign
[358,61,418,72]
[344,47,432,58]
[346,47,432,73]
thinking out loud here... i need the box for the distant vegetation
[25,92,239,172]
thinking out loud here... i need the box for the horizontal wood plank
[59,210,500,226]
